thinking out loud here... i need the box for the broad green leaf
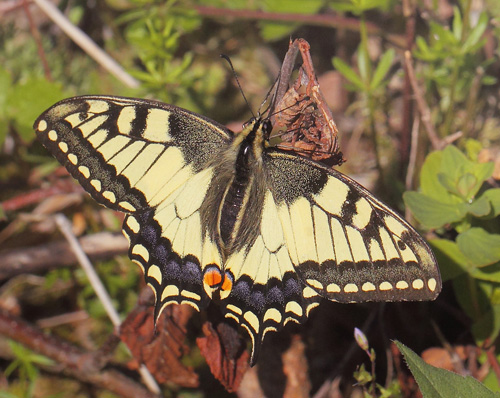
[333,57,364,90]
[470,265,500,283]
[468,162,495,199]
[430,239,471,281]
[482,188,500,217]
[466,196,491,218]
[369,48,395,91]
[440,145,469,181]
[419,151,459,203]
[396,341,500,398]
[439,145,493,200]
[403,192,466,229]
[457,228,500,267]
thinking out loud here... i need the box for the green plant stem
[440,61,460,137]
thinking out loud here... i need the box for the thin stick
[404,51,442,150]
[54,214,160,394]
[32,0,139,88]
[22,0,51,81]
[405,116,420,192]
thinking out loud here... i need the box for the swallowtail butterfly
[34,95,441,364]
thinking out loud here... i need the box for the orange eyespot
[221,272,233,292]
[203,269,223,288]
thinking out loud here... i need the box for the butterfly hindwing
[264,150,441,302]
[222,189,321,362]
[35,96,230,316]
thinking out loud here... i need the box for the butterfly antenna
[220,54,255,118]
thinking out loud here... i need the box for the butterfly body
[35,96,441,364]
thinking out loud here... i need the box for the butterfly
[34,95,441,364]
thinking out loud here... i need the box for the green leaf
[462,12,488,54]
[470,264,500,283]
[466,196,491,217]
[457,228,500,268]
[357,45,370,85]
[465,139,483,161]
[452,7,463,41]
[333,57,364,90]
[8,78,67,142]
[430,239,471,281]
[439,145,494,200]
[369,48,395,92]
[482,188,500,217]
[403,192,467,229]
[396,341,500,398]
[419,151,459,203]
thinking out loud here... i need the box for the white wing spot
[103,191,116,203]
[379,281,393,291]
[126,216,140,233]
[264,308,282,323]
[161,285,180,300]
[119,201,136,212]
[285,301,303,317]
[58,142,68,153]
[37,120,48,131]
[303,286,318,299]
[181,290,201,301]
[78,166,90,178]
[306,279,323,290]
[412,279,424,290]
[396,281,409,290]
[67,153,78,165]
[428,278,437,292]
[326,283,341,293]
[243,311,260,334]
[362,282,376,292]
[306,302,320,316]
[227,304,242,315]
[147,264,163,284]
[344,283,358,293]
[132,243,149,262]
[48,130,58,141]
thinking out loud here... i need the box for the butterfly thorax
[215,118,268,256]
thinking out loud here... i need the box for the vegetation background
[1,0,500,397]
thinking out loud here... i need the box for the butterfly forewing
[35,96,231,315]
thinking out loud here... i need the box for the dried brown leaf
[196,321,249,392]
[120,304,198,387]
[273,39,344,167]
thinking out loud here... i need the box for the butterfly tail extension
[222,187,322,365]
